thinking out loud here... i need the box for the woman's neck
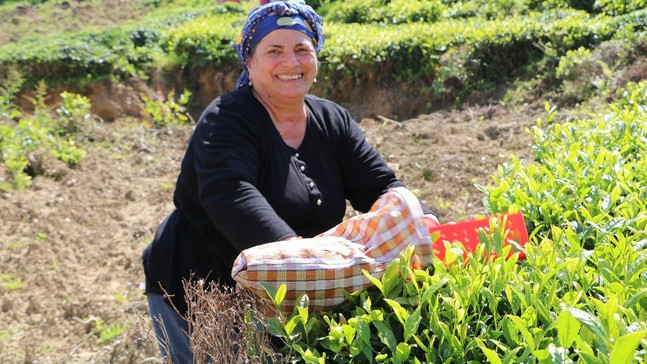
[252,88,306,123]
[252,88,307,148]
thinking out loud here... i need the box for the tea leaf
[395,342,411,362]
[362,270,383,293]
[557,309,581,348]
[506,315,535,351]
[609,330,647,364]
[284,315,300,336]
[373,320,397,352]
[625,288,647,309]
[565,307,610,354]
[403,306,421,342]
[475,338,502,364]
[384,298,408,325]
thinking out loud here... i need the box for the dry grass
[138,277,284,363]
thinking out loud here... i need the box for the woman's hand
[423,214,440,229]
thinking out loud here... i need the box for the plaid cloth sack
[231,186,432,312]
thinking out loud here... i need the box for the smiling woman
[141,0,438,362]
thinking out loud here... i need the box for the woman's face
[247,28,318,103]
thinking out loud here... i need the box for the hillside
[0,0,646,363]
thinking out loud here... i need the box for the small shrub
[141,88,193,128]
[0,81,88,189]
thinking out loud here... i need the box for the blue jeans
[147,293,193,364]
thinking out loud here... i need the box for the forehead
[256,28,315,47]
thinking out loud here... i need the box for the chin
[277,86,311,98]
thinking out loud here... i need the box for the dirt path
[0,102,540,363]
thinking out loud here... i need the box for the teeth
[277,74,302,80]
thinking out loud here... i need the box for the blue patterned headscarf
[235,0,324,90]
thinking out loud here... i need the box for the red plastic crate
[428,211,529,262]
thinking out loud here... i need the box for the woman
[142,1,438,362]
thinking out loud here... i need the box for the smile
[276,74,303,80]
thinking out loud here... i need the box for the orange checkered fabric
[231,187,432,312]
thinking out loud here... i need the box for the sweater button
[300,165,306,172]
[316,199,322,206]
[309,181,315,189]
[295,153,300,158]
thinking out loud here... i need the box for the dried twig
[135,277,282,363]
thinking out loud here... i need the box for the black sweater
[142,85,432,313]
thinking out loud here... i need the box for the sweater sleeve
[314,99,435,216]
[345,123,401,211]
[179,99,296,251]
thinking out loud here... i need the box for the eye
[267,49,281,55]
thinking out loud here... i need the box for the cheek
[303,55,318,71]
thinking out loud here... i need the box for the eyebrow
[264,40,314,49]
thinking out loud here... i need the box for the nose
[281,49,299,66]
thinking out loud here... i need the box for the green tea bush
[0,6,236,88]
[322,0,446,24]
[528,0,595,12]
[318,9,616,85]
[2,1,645,107]
[443,0,530,20]
[160,12,242,69]
[0,28,159,89]
[554,46,608,103]
[595,0,647,16]
[481,82,647,247]
[254,81,647,363]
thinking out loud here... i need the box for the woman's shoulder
[208,86,257,112]
[305,94,352,123]
[305,94,345,111]
[198,86,263,124]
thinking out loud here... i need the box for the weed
[139,277,282,363]
[161,181,176,190]
[435,196,451,210]
[141,88,193,128]
[94,319,126,345]
[421,168,435,182]
[36,232,47,243]
[5,241,24,250]
[0,273,24,292]
[113,293,127,304]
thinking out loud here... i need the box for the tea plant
[480,83,647,247]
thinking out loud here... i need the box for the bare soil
[0,98,545,363]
